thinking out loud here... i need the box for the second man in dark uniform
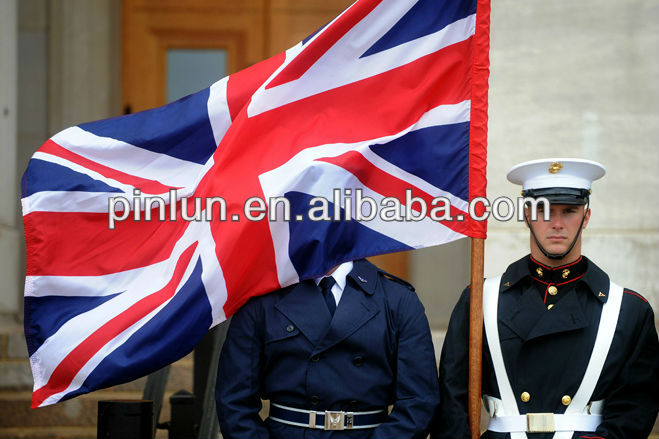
[436,158,659,439]
[216,258,440,438]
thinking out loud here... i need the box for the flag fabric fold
[21,0,490,407]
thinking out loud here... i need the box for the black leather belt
[269,402,387,430]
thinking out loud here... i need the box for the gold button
[547,304,554,310]
[536,267,543,277]
[561,395,572,406]
[548,285,558,295]
[521,392,530,402]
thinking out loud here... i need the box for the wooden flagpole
[468,237,485,439]
[466,0,490,434]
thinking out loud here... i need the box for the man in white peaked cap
[436,158,659,439]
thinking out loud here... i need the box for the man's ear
[582,208,591,229]
[523,207,530,228]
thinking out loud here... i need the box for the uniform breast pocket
[265,320,301,344]
[263,320,309,367]
[498,322,522,342]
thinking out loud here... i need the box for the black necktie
[319,276,336,316]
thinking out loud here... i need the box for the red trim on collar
[534,273,586,304]
[532,273,586,286]
[530,255,583,270]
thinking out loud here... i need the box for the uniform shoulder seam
[377,269,415,292]
[623,288,648,303]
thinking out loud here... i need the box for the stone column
[48,0,121,133]
[0,0,21,324]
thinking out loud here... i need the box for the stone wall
[484,0,659,314]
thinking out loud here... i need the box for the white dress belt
[485,396,604,433]
[488,413,603,433]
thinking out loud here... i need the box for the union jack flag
[21,0,490,407]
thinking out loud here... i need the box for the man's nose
[550,212,564,229]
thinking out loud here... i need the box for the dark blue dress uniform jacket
[215,259,440,439]
[436,255,659,439]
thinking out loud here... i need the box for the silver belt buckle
[526,413,555,433]
[345,412,354,429]
[324,411,345,430]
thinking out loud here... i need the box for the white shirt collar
[314,261,354,305]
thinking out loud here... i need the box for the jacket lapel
[499,286,589,342]
[526,289,588,341]
[311,282,378,355]
[499,285,546,341]
[274,280,332,344]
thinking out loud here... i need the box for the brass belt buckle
[526,413,555,433]
[324,411,345,430]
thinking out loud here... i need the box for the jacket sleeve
[215,300,270,439]
[434,287,472,439]
[371,287,441,439]
[589,302,659,439]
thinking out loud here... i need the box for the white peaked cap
[507,158,606,191]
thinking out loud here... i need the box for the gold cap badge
[548,162,563,174]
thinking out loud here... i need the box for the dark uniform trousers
[435,255,659,439]
[216,259,440,439]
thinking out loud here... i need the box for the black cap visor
[523,187,589,205]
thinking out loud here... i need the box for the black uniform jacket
[436,255,659,439]
[216,259,440,439]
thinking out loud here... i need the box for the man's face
[526,203,590,260]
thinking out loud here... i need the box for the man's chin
[541,244,570,256]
